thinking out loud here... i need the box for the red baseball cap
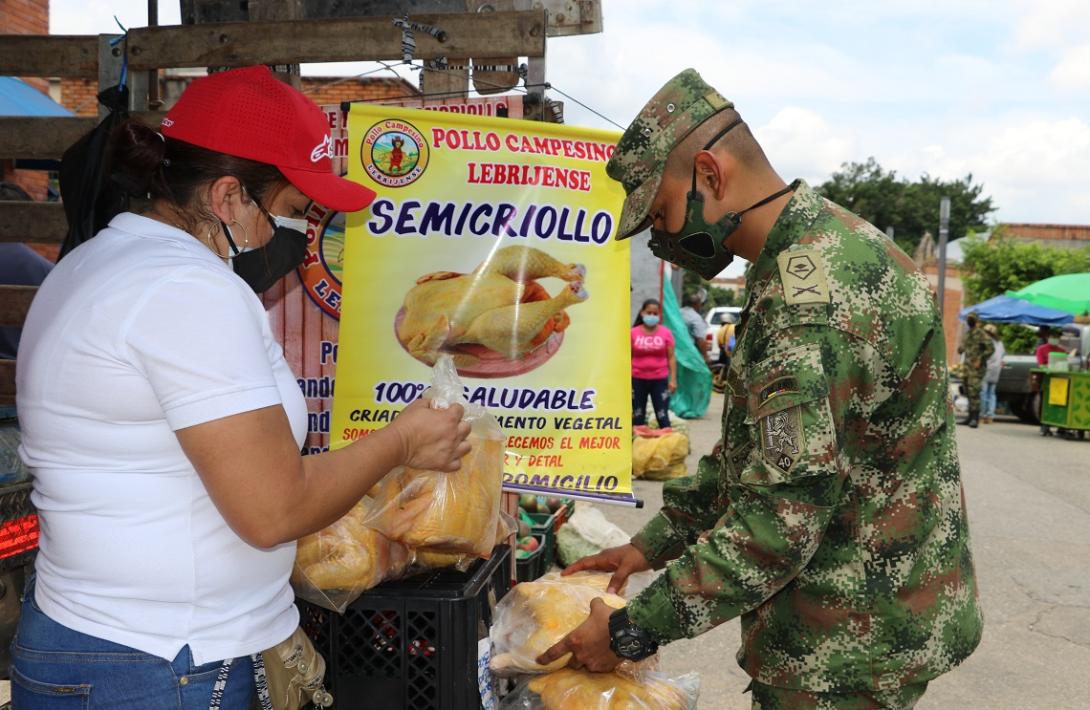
[160,65,375,213]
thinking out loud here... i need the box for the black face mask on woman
[221,199,309,294]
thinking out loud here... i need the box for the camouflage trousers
[963,368,984,415]
[749,680,929,709]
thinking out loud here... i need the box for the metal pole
[937,196,951,316]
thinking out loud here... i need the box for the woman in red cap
[13,66,470,709]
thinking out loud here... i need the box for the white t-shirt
[16,213,307,665]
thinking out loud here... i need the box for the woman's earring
[204,224,230,259]
[229,219,250,248]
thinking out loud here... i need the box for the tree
[681,269,738,310]
[817,158,996,255]
[959,231,1090,353]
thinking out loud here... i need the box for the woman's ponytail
[109,119,168,197]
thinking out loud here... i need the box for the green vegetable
[557,524,604,567]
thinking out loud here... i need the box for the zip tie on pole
[111,16,129,90]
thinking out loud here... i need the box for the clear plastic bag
[556,503,631,568]
[292,356,506,612]
[500,669,700,710]
[367,355,505,558]
[490,579,628,675]
[536,569,657,599]
[414,509,517,572]
[292,498,414,613]
[632,428,689,479]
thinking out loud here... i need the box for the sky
[50,0,1090,232]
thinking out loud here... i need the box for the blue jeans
[981,381,998,418]
[10,579,256,709]
[632,377,671,428]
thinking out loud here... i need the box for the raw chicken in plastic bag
[537,569,657,598]
[366,355,505,558]
[414,509,517,571]
[292,499,413,613]
[292,356,505,611]
[500,668,700,710]
[490,579,628,675]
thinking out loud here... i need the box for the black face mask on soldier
[649,118,798,280]
[221,196,309,294]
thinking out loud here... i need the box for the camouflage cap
[606,68,733,240]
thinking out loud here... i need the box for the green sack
[661,284,712,418]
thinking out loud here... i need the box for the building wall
[1001,223,1090,243]
[0,0,48,36]
[55,75,420,118]
[301,77,417,106]
[629,232,661,324]
[58,77,98,116]
[923,264,964,365]
[1,0,52,200]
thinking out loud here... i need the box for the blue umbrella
[0,76,72,117]
[959,294,1074,326]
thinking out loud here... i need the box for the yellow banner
[1048,376,1070,407]
[331,105,632,501]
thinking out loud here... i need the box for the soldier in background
[958,312,993,428]
[539,69,982,709]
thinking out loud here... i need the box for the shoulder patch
[777,249,830,306]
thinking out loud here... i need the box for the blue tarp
[958,294,1074,326]
[0,76,72,117]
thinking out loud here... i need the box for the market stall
[281,92,650,708]
[958,294,1074,326]
[1005,274,1090,437]
[1007,273,1090,319]
[1034,367,1090,437]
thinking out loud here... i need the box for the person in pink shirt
[631,299,677,428]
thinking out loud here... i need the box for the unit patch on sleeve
[777,249,830,306]
[760,407,803,474]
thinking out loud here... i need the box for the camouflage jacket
[959,327,994,372]
[627,181,983,693]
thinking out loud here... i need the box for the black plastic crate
[0,483,38,573]
[514,535,546,583]
[300,544,512,710]
[525,512,556,569]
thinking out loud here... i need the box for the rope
[333,59,626,131]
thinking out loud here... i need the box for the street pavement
[603,393,1090,709]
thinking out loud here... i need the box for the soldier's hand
[535,597,622,673]
[562,544,650,595]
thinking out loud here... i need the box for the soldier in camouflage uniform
[538,69,982,709]
[957,312,994,428]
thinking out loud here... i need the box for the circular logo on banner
[361,119,429,187]
[297,203,347,319]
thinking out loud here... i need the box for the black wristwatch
[608,608,659,661]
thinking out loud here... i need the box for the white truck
[705,306,742,362]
